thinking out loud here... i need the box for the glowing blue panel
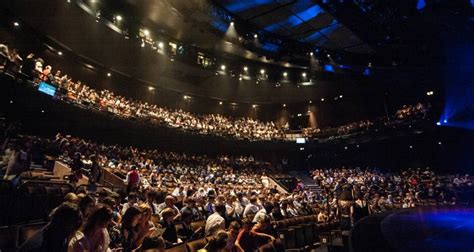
[212,20,227,32]
[339,65,352,69]
[417,0,426,10]
[264,5,323,32]
[226,0,274,13]
[261,42,280,52]
[303,31,324,42]
[319,20,340,36]
[324,64,335,72]
[363,68,371,76]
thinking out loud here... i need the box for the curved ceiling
[213,0,373,54]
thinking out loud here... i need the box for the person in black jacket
[159,208,178,245]
[177,210,203,241]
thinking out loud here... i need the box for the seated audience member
[157,195,181,221]
[64,192,80,204]
[234,218,255,252]
[138,231,166,252]
[225,221,241,252]
[159,207,179,245]
[78,194,96,219]
[198,230,229,252]
[120,206,146,251]
[178,210,203,241]
[181,197,203,221]
[250,215,276,248]
[18,202,83,252]
[122,192,138,215]
[205,203,226,237]
[253,202,274,223]
[138,203,156,240]
[68,205,113,252]
[242,196,259,219]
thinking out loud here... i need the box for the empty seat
[186,238,207,252]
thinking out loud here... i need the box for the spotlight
[283,72,288,77]
[243,66,248,71]
[339,95,343,98]
[239,77,242,81]
[426,91,434,96]
[356,144,360,148]
[141,41,145,47]
[148,86,155,91]
[436,122,441,126]
[58,51,63,56]
[220,65,226,71]
[283,104,286,107]
[260,69,265,74]
[321,98,325,102]
[409,145,413,149]
[219,101,223,105]
[309,100,312,104]
[115,15,122,22]
[107,72,111,77]
[310,52,313,56]
[327,54,331,58]
[230,21,234,26]
[158,42,164,49]
[252,104,257,108]
[254,34,258,38]
[13,21,19,27]
[438,141,442,145]
[143,29,150,36]
[443,119,448,123]
[344,146,348,150]
[41,110,45,113]
[302,72,307,77]
[300,147,305,151]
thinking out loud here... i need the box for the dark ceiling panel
[214,0,372,53]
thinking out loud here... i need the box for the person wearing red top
[126,166,140,194]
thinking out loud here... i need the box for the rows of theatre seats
[0,179,345,252]
[0,180,74,226]
[0,220,279,252]
[274,215,345,252]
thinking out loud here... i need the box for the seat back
[0,226,18,251]
[191,220,205,232]
[186,238,207,252]
[296,216,306,225]
[294,226,306,248]
[286,217,297,226]
[165,242,186,252]
[18,222,46,246]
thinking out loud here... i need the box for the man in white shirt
[157,195,181,221]
[243,196,259,218]
[205,203,226,236]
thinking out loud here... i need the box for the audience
[1,42,431,142]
